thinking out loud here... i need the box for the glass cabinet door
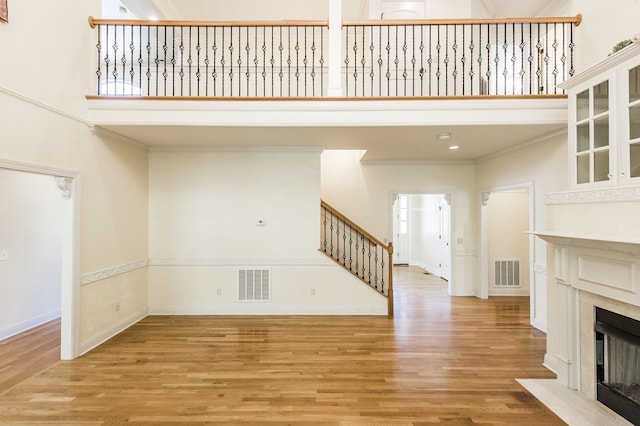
[575,80,611,185]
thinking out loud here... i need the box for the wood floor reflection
[0,266,563,425]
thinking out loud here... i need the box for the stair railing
[320,200,394,316]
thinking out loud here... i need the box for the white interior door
[439,197,451,280]
[392,194,409,264]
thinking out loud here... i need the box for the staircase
[320,201,394,316]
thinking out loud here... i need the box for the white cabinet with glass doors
[561,43,640,188]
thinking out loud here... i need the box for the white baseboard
[148,305,387,316]
[0,309,61,341]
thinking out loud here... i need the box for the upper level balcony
[86,8,581,162]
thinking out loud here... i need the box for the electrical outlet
[217,288,222,296]
[115,302,120,312]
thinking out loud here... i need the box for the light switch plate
[0,250,8,261]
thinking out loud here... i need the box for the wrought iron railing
[320,200,394,316]
[342,15,582,97]
[89,17,328,97]
[88,14,581,98]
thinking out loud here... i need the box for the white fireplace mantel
[526,231,640,425]
[533,230,640,310]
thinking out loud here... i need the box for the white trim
[0,309,60,341]
[545,186,640,204]
[0,85,85,125]
[361,159,475,165]
[0,160,81,360]
[80,259,149,286]
[149,146,325,153]
[475,128,567,164]
[88,125,149,151]
[149,257,335,267]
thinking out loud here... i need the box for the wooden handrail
[88,14,581,30]
[88,16,329,29]
[343,14,582,27]
[321,200,392,252]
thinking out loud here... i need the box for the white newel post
[327,0,342,96]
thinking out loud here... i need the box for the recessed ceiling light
[149,15,159,21]
[439,133,451,141]
[118,6,128,15]
[448,145,460,150]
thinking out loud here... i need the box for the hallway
[0,266,561,424]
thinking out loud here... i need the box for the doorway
[479,184,539,328]
[392,193,451,281]
[0,161,78,360]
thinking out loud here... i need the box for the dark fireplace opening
[595,307,640,425]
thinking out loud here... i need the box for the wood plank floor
[0,266,563,425]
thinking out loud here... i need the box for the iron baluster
[428,25,433,96]
[402,25,407,95]
[138,26,143,96]
[394,26,399,96]
[468,24,474,95]
[436,25,441,96]
[111,25,119,94]
[495,24,500,95]
[419,26,424,96]
[552,23,559,94]
[411,25,416,96]
[196,26,202,96]
[211,28,218,96]
[485,24,491,95]
[348,224,353,271]
[120,24,126,95]
[445,24,450,96]
[179,27,185,96]
[367,238,371,283]
[322,207,327,253]
[229,26,235,97]
[361,235,366,280]
[205,28,209,96]
[452,24,458,96]
[96,25,102,95]
[162,26,168,96]
[460,25,465,96]
[146,26,151,95]
[279,27,283,96]
[342,221,347,266]
[569,22,575,77]
[329,211,334,257]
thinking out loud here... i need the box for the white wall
[487,190,530,296]
[321,150,477,296]
[0,170,62,340]
[148,149,386,314]
[0,0,149,357]
[568,0,640,73]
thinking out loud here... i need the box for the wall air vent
[493,259,520,287]
[238,269,271,301]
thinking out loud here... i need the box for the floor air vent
[493,259,520,287]
[238,269,271,301]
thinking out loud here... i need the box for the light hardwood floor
[0,266,563,425]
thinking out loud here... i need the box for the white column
[478,192,490,299]
[55,176,79,360]
[327,0,343,96]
